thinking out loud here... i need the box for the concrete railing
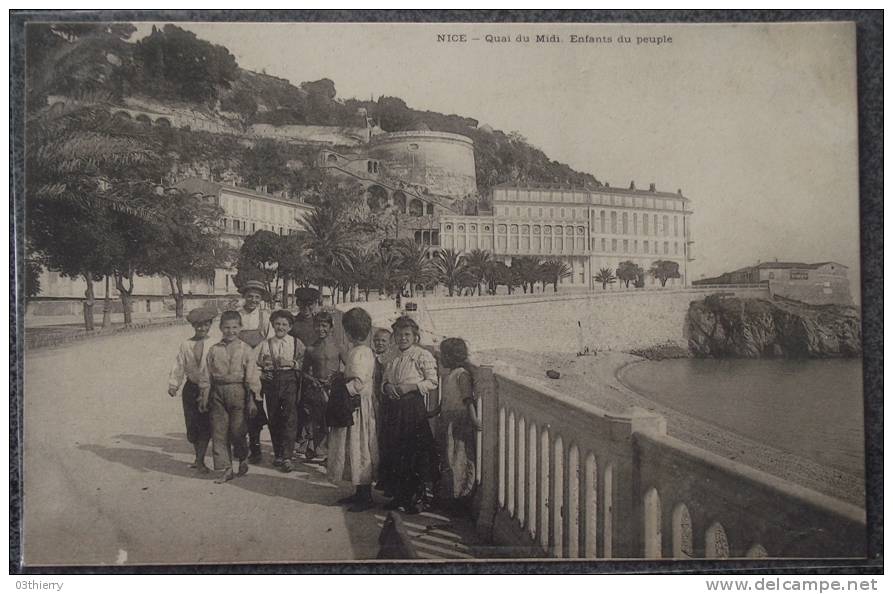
[472,366,866,559]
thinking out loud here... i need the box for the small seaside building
[694,261,853,306]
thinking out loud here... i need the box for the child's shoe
[280,459,294,473]
[272,457,284,467]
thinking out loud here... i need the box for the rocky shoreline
[476,348,865,507]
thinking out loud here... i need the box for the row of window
[443,216,682,239]
[594,238,680,256]
[221,195,299,225]
[598,211,680,237]
[494,190,684,211]
[221,218,297,236]
[493,206,684,236]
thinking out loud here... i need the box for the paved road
[22,326,480,566]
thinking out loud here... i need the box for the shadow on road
[79,433,488,561]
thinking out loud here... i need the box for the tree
[487,261,515,295]
[277,232,310,306]
[25,102,159,330]
[236,230,284,305]
[649,260,682,287]
[616,260,644,289]
[540,259,573,292]
[512,256,542,294]
[24,259,43,301]
[594,267,617,290]
[303,199,355,304]
[130,24,239,104]
[396,240,437,298]
[144,189,229,317]
[435,248,466,297]
[464,248,493,296]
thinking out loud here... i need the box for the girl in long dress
[433,337,480,510]
[380,316,440,514]
[327,307,378,512]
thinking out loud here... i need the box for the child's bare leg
[194,440,210,473]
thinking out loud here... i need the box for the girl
[327,307,378,512]
[380,316,440,514]
[434,338,481,510]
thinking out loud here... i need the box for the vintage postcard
[16,19,868,567]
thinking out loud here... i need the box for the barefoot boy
[167,306,217,474]
[199,310,263,483]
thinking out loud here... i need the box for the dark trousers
[263,372,299,459]
[210,383,249,470]
[297,383,328,455]
[247,400,268,455]
[181,381,211,447]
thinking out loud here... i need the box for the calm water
[619,358,865,475]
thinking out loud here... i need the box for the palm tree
[374,241,404,298]
[396,239,437,298]
[464,248,493,296]
[435,248,466,296]
[540,259,573,292]
[303,205,355,304]
[594,267,617,290]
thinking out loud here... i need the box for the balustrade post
[610,408,667,558]
[475,365,499,540]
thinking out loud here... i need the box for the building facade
[694,261,853,306]
[440,183,695,288]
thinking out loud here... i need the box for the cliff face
[687,296,862,358]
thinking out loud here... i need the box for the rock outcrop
[687,296,862,358]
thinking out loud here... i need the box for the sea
[619,358,865,476]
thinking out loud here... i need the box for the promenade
[22,325,483,565]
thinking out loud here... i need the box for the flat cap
[186,306,218,324]
[294,287,321,303]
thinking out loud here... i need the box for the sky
[134,22,861,300]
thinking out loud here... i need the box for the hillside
[27,22,601,198]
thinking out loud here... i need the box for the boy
[167,306,217,474]
[237,280,273,464]
[199,310,262,484]
[257,309,305,473]
[299,311,344,462]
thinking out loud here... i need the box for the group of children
[167,282,481,515]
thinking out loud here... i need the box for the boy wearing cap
[257,309,305,472]
[237,280,273,464]
[199,310,263,483]
[167,306,217,473]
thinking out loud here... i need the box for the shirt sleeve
[256,339,271,370]
[243,345,262,396]
[197,346,212,390]
[168,343,187,391]
[414,349,439,398]
[345,347,374,397]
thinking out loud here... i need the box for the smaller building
[694,261,853,305]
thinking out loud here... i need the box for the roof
[754,261,847,270]
[174,177,222,197]
[493,182,689,201]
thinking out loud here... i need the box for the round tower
[368,131,476,198]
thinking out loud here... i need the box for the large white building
[439,182,695,289]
